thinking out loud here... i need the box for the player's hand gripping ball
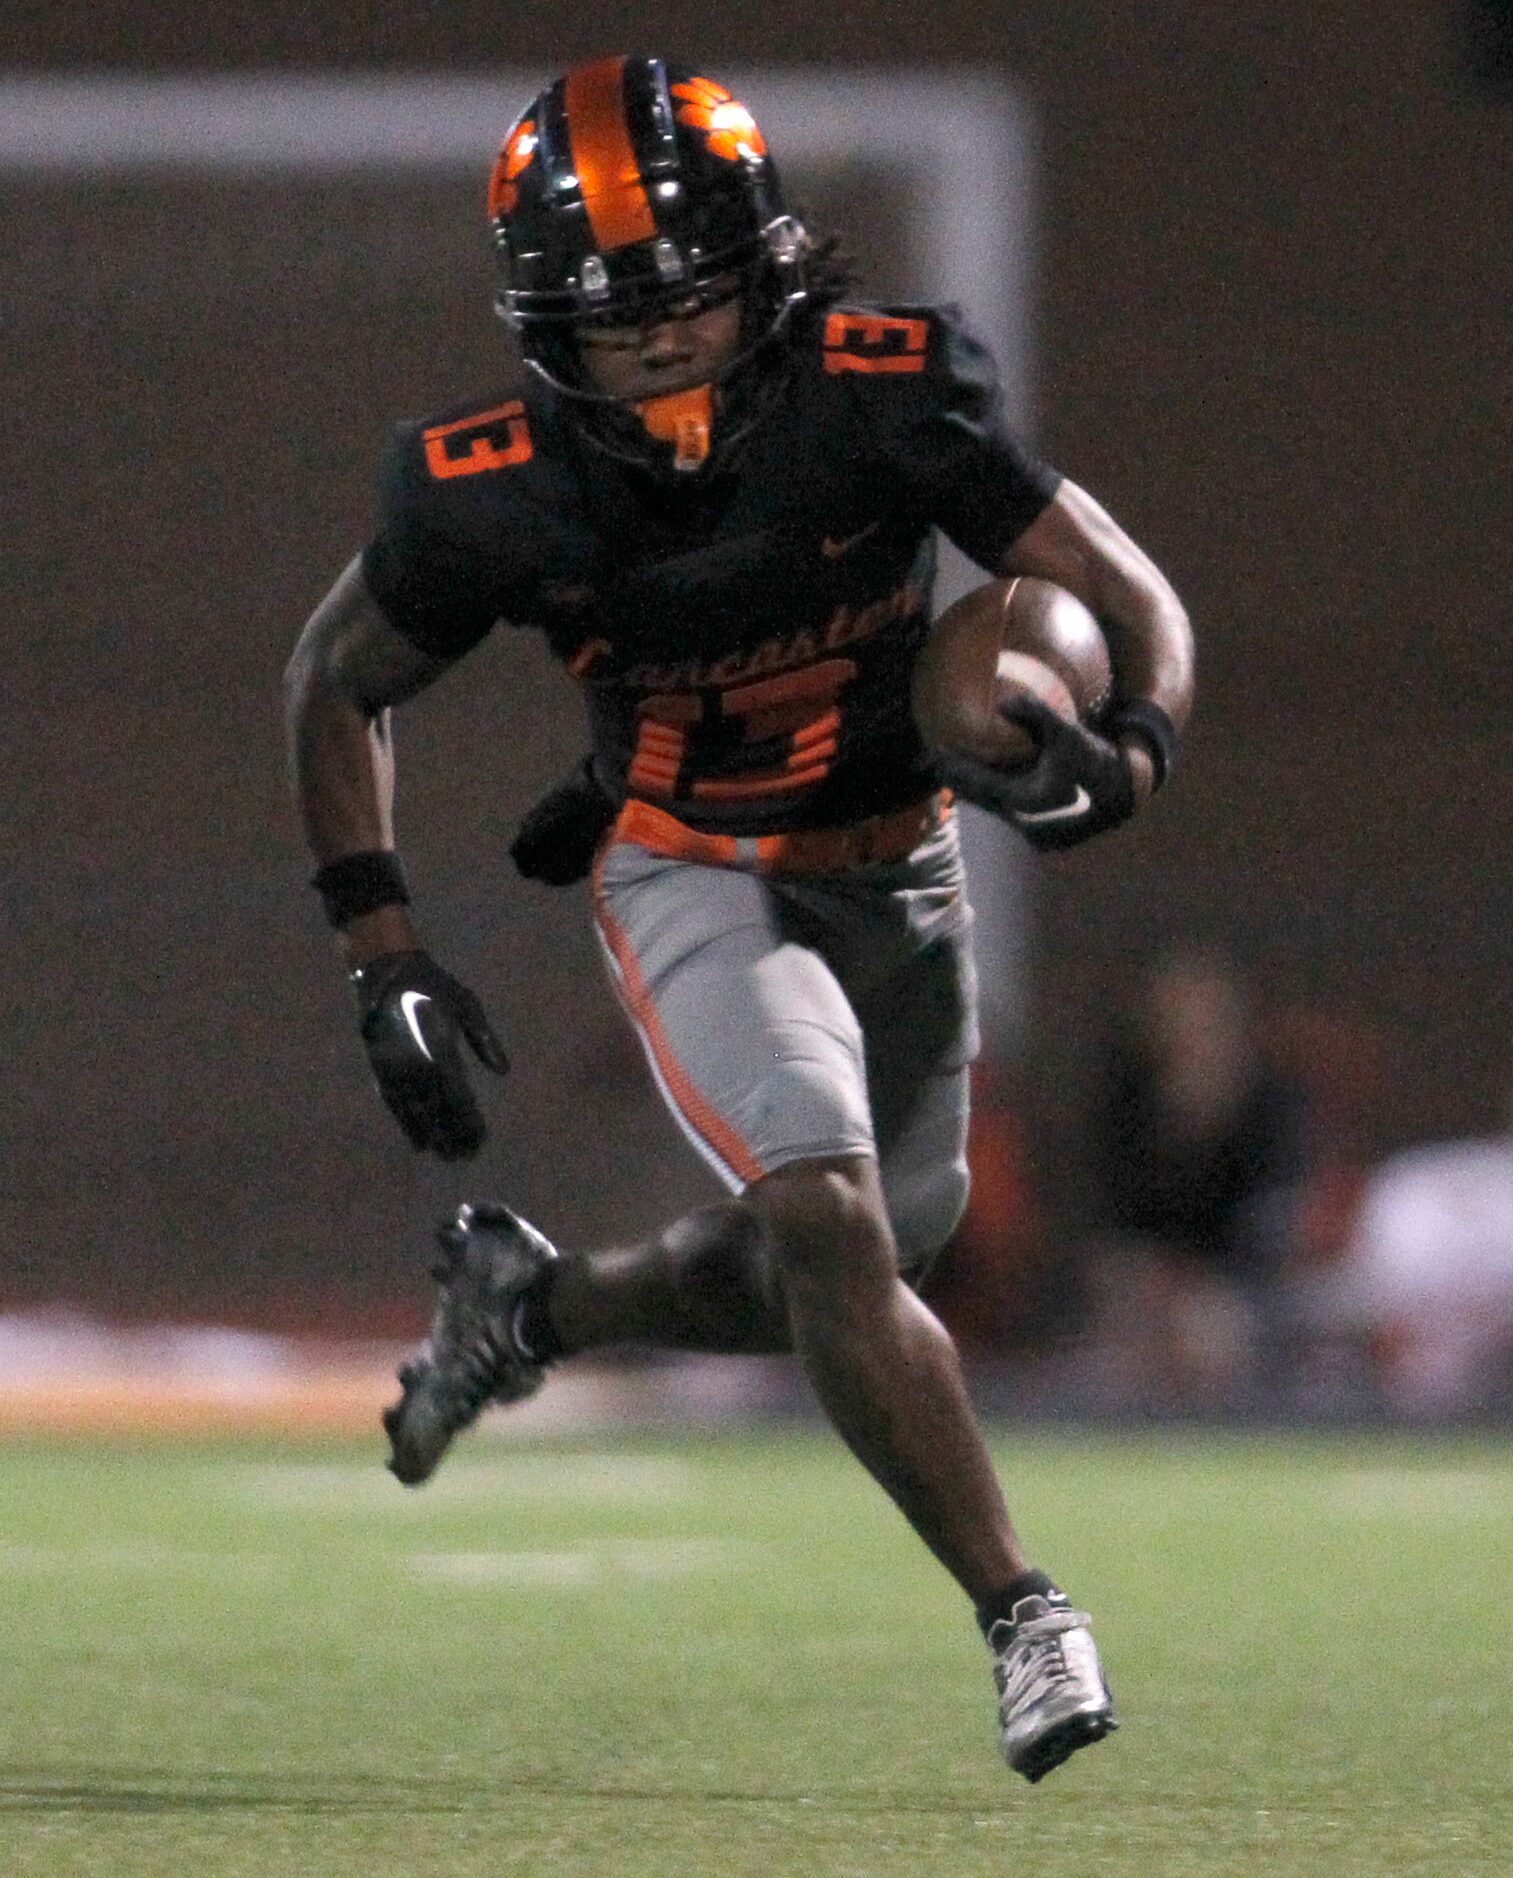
[350,950,509,1159]
[912,577,1134,851]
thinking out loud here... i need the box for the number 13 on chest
[628,658,860,804]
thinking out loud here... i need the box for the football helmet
[489,56,809,472]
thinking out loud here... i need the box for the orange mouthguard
[635,384,714,472]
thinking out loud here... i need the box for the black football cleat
[989,1594,1118,1782]
[383,1202,558,1486]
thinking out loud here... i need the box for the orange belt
[609,792,951,875]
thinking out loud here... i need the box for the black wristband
[1110,699,1178,791]
[311,850,410,930]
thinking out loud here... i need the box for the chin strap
[635,384,714,472]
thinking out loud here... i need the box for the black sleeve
[360,422,519,662]
[876,305,1061,569]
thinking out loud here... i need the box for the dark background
[2,3,1508,1324]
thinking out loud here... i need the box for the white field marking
[0,1314,298,1382]
[224,1452,698,1512]
[0,1543,281,1575]
[409,1539,744,1587]
[1328,1469,1512,1519]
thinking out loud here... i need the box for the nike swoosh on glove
[351,950,508,1159]
[935,695,1136,852]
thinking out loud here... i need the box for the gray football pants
[591,814,980,1275]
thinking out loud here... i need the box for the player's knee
[888,1158,971,1286]
[751,1158,894,1300]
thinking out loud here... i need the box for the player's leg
[591,830,1112,1771]
[748,1148,1024,1595]
[411,1146,1024,1594]
[542,827,972,1359]
[546,838,871,1353]
[774,823,1115,1777]
[770,807,978,1281]
[383,845,824,1485]
[381,1188,787,1489]
[546,1197,788,1354]
[384,830,1113,1774]
[388,838,970,1388]
[746,1150,1114,1781]
[738,858,1015,1588]
[856,946,976,1283]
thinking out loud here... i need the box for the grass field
[1,1423,1508,1876]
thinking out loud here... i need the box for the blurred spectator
[1079,945,1311,1407]
[1297,1097,1513,1414]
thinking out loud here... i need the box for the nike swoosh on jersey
[1013,786,1093,825]
[399,990,435,1061]
[821,521,881,558]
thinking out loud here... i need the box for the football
[912,577,1113,770]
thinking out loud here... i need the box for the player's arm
[872,302,1192,837]
[284,553,508,1159]
[998,479,1194,806]
[284,551,446,962]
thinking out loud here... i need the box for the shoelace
[996,1610,1093,1698]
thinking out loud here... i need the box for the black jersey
[362,303,1059,836]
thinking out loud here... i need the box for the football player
[285,56,1193,1781]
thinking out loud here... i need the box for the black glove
[936,695,1137,852]
[510,755,619,886]
[350,950,508,1159]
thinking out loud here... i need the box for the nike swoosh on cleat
[1013,786,1093,826]
[399,990,435,1061]
[821,521,881,558]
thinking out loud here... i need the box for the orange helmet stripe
[564,56,657,252]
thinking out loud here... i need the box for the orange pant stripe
[591,850,766,1185]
